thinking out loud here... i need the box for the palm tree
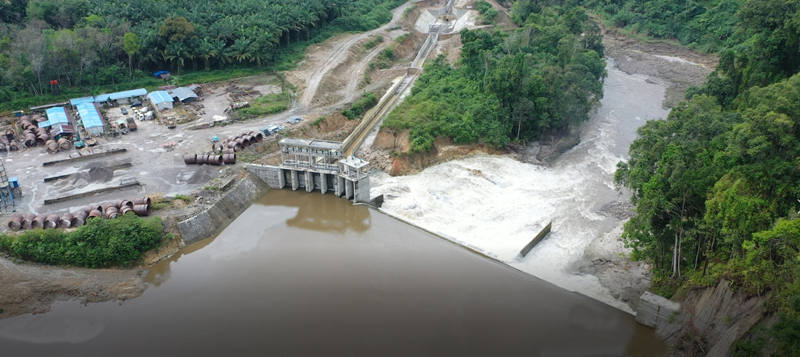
[197,38,215,70]
[164,42,192,74]
[230,38,253,64]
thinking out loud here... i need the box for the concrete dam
[246,138,371,203]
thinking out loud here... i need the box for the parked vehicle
[126,117,137,131]
[117,120,129,134]
[166,118,176,129]
[86,137,97,146]
[131,101,143,107]
[261,125,284,136]
[121,108,128,115]
[287,116,302,124]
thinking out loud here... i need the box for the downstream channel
[0,190,665,355]
[372,62,671,313]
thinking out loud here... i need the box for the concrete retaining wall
[635,291,681,329]
[42,148,127,167]
[43,181,141,205]
[245,164,284,189]
[519,221,552,257]
[177,173,269,245]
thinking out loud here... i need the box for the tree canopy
[383,4,606,152]
[0,0,405,108]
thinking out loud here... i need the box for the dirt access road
[297,1,413,108]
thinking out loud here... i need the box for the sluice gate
[246,138,371,204]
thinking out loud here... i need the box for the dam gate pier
[246,138,371,203]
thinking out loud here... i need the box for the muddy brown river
[0,190,666,356]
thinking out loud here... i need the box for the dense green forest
[384,3,605,153]
[0,0,403,110]
[595,0,800,353]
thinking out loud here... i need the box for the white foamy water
[371,64,670,313]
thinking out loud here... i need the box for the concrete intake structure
[246,137,371,203]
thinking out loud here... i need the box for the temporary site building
[94,88,147,104]
[42,107,71,128]
[170,87,198,103]
[147,91,174,111]
[76,103,105,136]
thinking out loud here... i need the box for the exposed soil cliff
[658,280,768,357]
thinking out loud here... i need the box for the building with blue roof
[147,91,174,110]
[42,107,71,128]
[94,88,147,104]
[76,103,105,136]
[69,97,95,107]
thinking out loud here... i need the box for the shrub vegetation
[0,214,164,268]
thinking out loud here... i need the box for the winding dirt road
[298,2,413,108]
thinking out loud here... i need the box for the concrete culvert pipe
[134,197,152,206]
[223,154,236,164]
[88,210,102,219]
[104,204,117,213]
[120,206,133,215]
[59,213,74,229]
[236,138,247,148]
[24,134,37,147]
[47,141,58,153]
[22,213,35,229]
[9,141,19,151]
[8,214,23,231]
[255,133,263,142]
[184,154,197,164]
[58,138,71,150]
[133,204,150,216]
[115,199,133,209]
[5,129,15,136]
[222,149,235,155]
[45,214,60,229]
[32,215,46,229]
[74,210,87,224]
[209,155,223,165]
[85,204,103,214]
[104,206,119,218]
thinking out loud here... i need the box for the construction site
[0,0,496,233]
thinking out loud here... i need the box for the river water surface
[0,190,665,356]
